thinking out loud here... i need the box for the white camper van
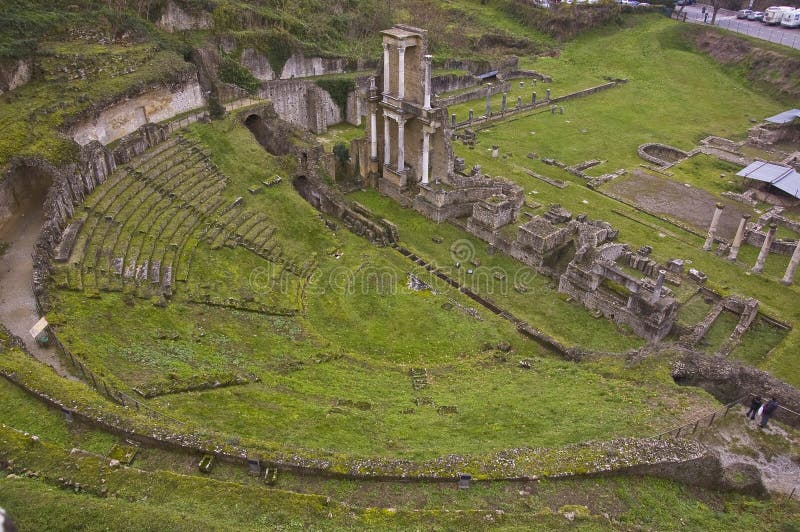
[780,8,800,27]
[764,6,793,25]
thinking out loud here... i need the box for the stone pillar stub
[728,214,751,261]
[485,84,492,117]
[752,223,777,274]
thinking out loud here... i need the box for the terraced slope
[52,135,306,312]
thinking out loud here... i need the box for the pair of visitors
[745,395,762,420]
[760,398,779,428]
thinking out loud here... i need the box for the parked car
[780,8,800,27]
[737,9,753,18]
[748,11,765,21]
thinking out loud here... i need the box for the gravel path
[0,210,75,379]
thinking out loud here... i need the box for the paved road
[0,209,75,379]
[677,5,800,50]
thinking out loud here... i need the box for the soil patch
[604,170,749,238]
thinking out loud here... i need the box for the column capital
[383,42,390,51]
[424,54,433,62]
[397,43,407,53]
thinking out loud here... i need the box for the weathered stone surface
[0,56,33,94]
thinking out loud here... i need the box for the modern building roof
[765,109,800,124]
[476,70,498,80]
[738,160,800,198]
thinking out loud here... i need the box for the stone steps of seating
[105,183,167,274]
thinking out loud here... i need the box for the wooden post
[708,412,716,427]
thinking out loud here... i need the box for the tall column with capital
[397,45,406,100]
[382,43,390,95]
[421,131,430,185]
[370,110,377,160]
[397,119,405,172]
[383,114,391,164]
[423,54,432,109]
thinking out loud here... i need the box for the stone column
[423,54,432,110]
[532,92,536,105]
[370,111,377,160]
[652,269,666,301]
[727,214,750,261]
[501,92,507,114]
[383,114,391,164]
[396,119,405,172]
[702,203,724,251]
[751,223,777,274]
[517,96,521,109]
[485,84,492,116]
[546,88,551,100]
[397,45,406,100]
[382,43,390,95]
[781,239,800,285]
[451,113,456,128]
[421,130,430,185]
[468,110,473,123]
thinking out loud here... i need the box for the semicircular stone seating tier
[51,135,308,305]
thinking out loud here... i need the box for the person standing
[760,397,779,428]
[746,395,762,420]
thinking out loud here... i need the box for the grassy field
[45,114,720,459]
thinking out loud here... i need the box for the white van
[764,6,793,25]
[780,8,800,27]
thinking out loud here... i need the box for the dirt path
[0,210,75,379]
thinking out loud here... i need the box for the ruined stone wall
[156,0,212,31]
[240,48,276,81]
[258,80,344,134]
[431,74,480,95]
[0,57,33,95]
[280,53,347,79]
[69,80,205,146]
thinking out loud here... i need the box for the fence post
[692,420,699,434]
[675,426,682,438]
[708,412,716,427]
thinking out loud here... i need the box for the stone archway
[0,161,56,232]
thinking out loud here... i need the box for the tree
[332,142,350,165]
